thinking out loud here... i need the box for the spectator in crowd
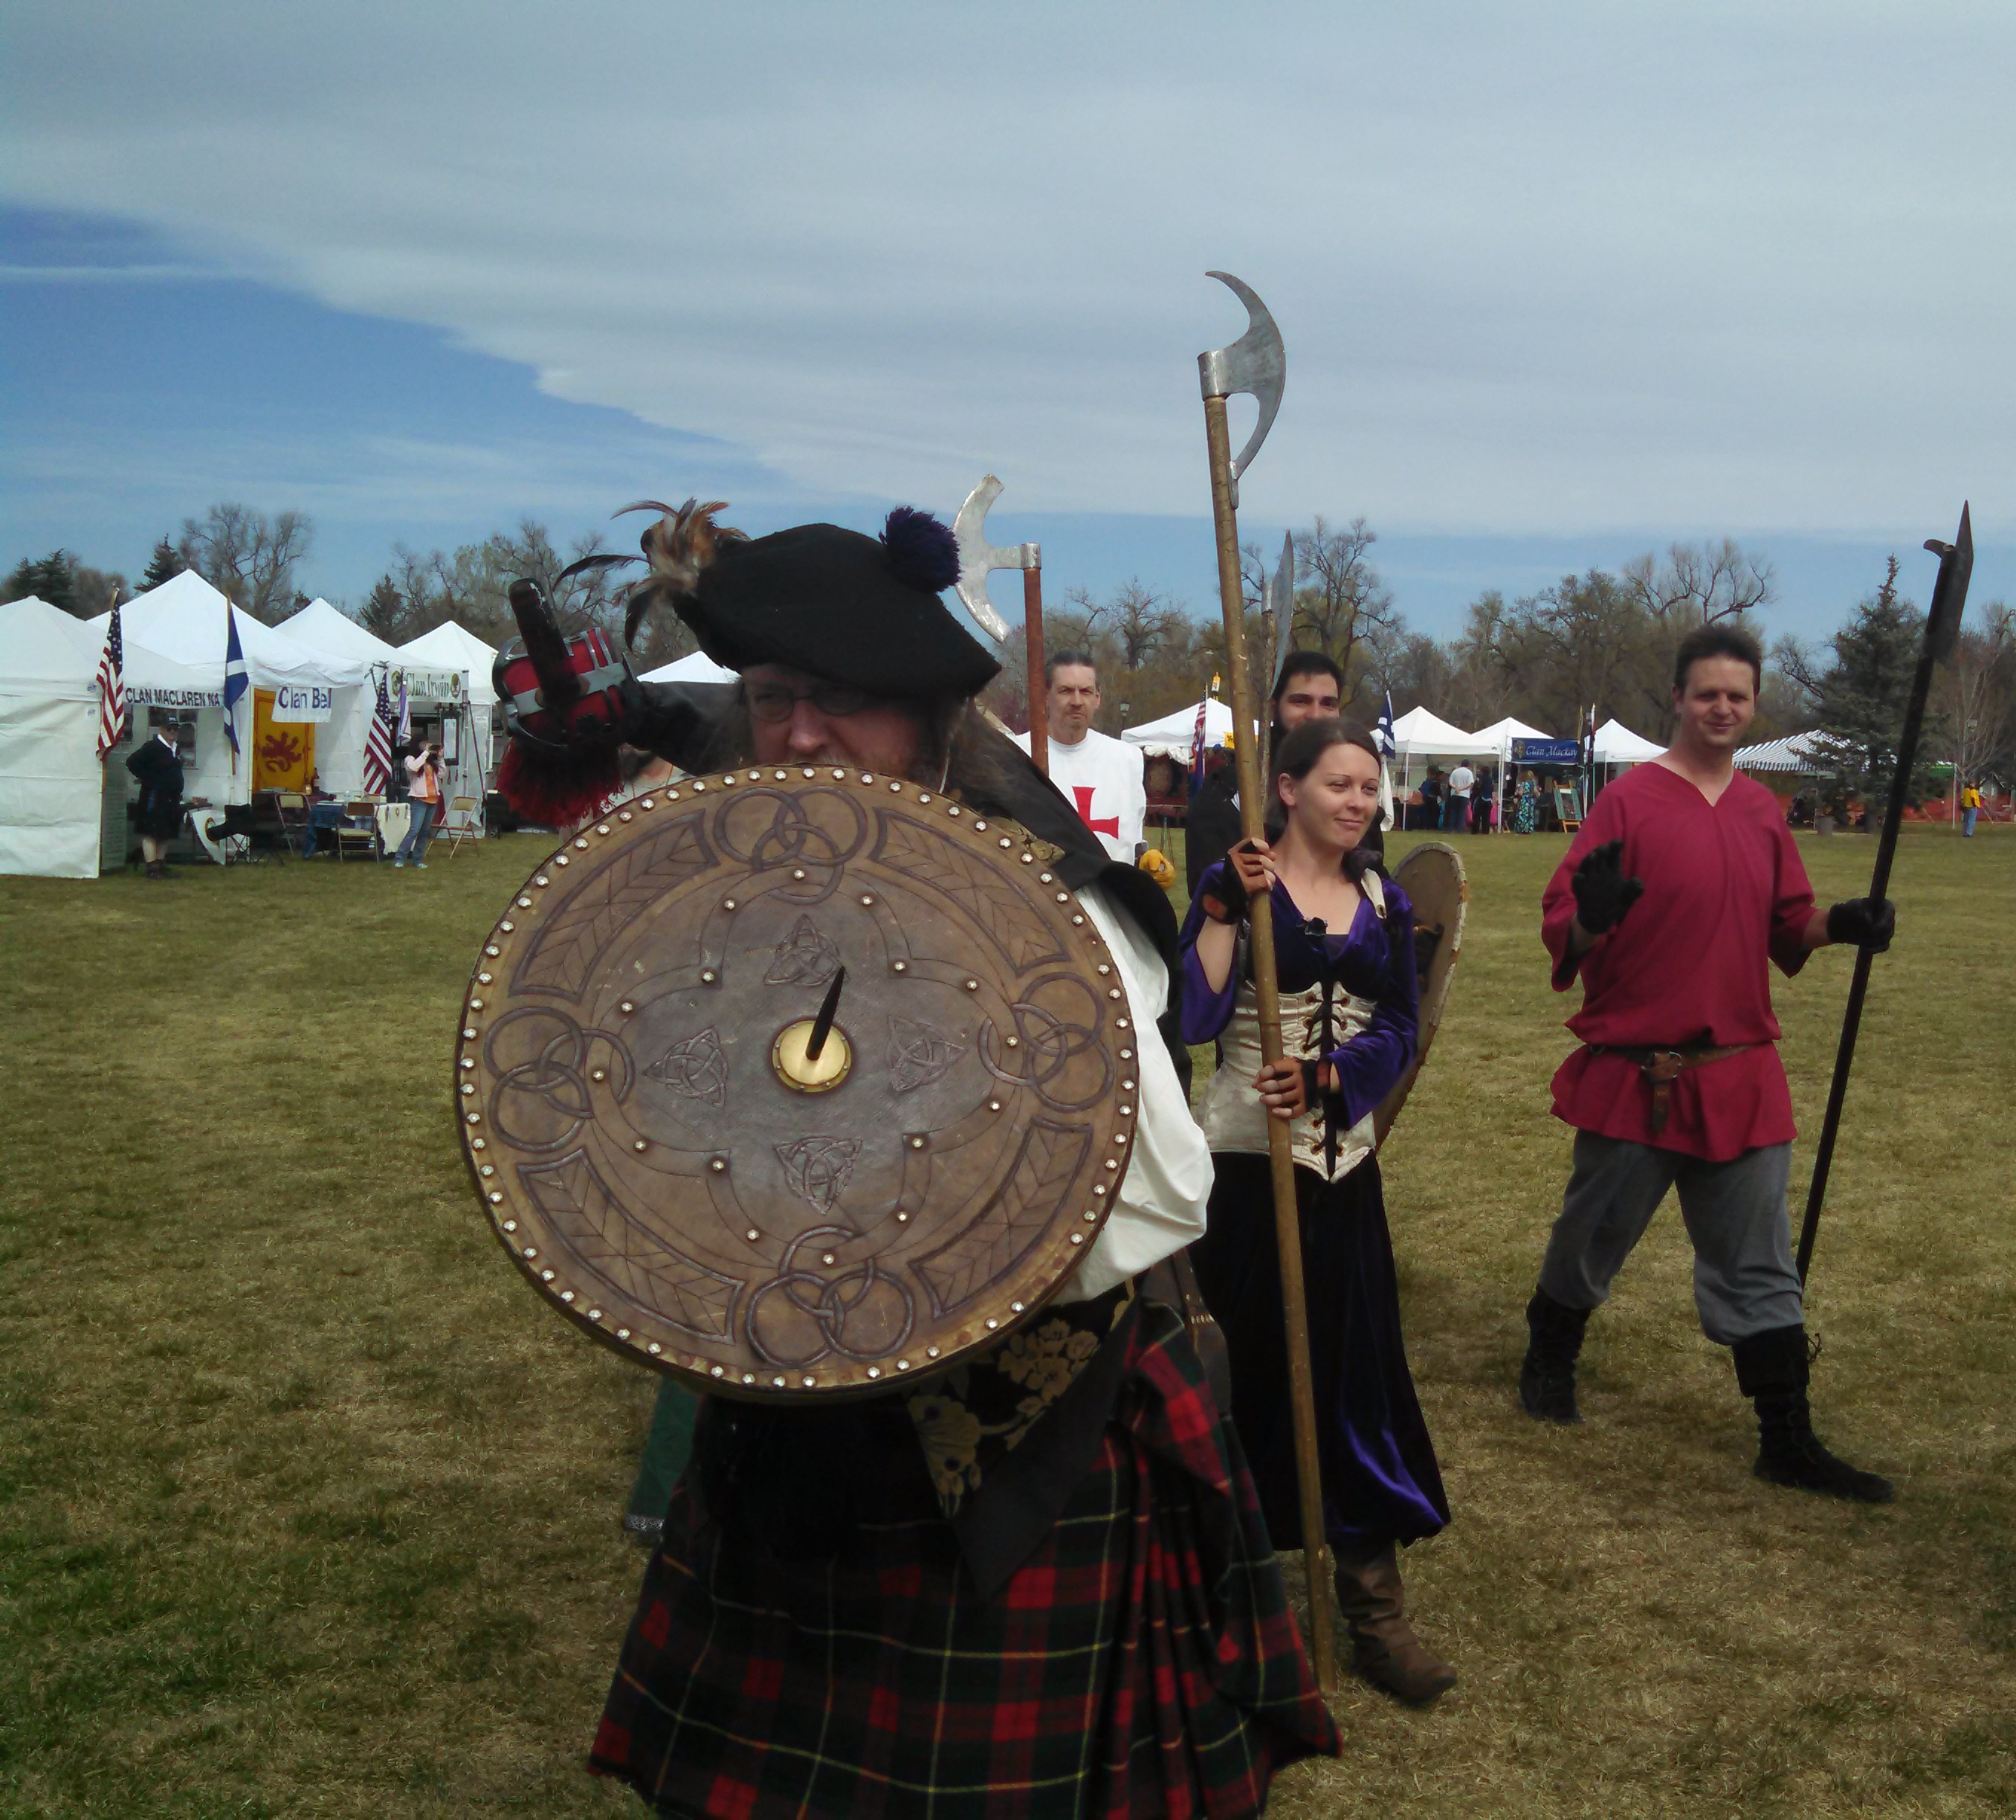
[1418,766,1444,833]
[1513,769,1540,834]
[126,720,185,881]
[1445,761,1475,833]
[393,739,442,868]
[1960,779,1983,837]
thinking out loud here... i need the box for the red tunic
[1542,764,1815,1162]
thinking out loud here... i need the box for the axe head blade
[1924,501,1972,667]
[952,472,1024,641]
[1268,532,1296,688]
[1198,271,1286,483]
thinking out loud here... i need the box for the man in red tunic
[1518,624,1896,1503]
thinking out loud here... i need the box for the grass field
[2,823,2012,1817]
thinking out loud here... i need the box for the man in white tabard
[1446,760,1476,833]
[1010,649,1146,863]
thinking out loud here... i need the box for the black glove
[1198,842,1257,926]
[1826,897,1896,953]
[1570,839,1644,935]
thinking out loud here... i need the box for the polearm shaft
[1024,568,1048,776]
[1797,504,1972,1282]
[1201,396,1339,1696]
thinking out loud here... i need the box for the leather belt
[1593,1043,1758,1136]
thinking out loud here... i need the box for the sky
[3,1,2012,646]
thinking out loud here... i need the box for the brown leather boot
[1332,1539,1458,1707]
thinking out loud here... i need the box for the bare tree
[1288,515,1397,708]
[178,503,314,622]
[1939,601,2014,784]
[1107,580,1183,668]
[1622,538,1774,628]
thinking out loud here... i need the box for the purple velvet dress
[1179,864,1450,1552]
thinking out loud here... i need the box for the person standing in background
[393,738,442,868]
[1009,651,1148,863]
[1418,766,1444,835]
[126,721,184,880]
[1445,761,1475,834]
[1960,780,1982,837]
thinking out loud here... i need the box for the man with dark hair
[496,504,1337,1816]
[1517,625,1898,1502]
[1009,648,1147,862]
[1184,651,1349,894]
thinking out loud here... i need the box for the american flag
[364,669,395,795]
[95,602,129,758]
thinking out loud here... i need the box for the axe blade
[1922,501,1972,667]
[1198,271,1286,485]
[952,472,1038,642]
[1268,532,1297,691]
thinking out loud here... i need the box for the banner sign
[392,667,469,703]
[1512,738,1582,764]
[126,684,224,709]
[268,682,335,723]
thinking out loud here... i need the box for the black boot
[1733,1325,1894,1504]
[1519,1288,1589,1424]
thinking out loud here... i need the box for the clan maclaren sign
[458,767,1140,1399]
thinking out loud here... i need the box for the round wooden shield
[1372,839,1468,1146]
[457,767,1140,1399]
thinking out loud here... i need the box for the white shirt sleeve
[1120,739,1147,853]
[1057,881,1212,1301]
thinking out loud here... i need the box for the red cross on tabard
[1071,785,1120,840]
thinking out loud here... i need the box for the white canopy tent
[1121,697,1236,761]
[1734,732,1826,773]
[0,598,221,877]
[271,598,398,793]
[1469,717,1558,830]
[1387,706,1499,759]
[392,621,500,810]
[1592,718,1664,764]
[641,650,740,687]
[91,572,371,806]
[277,598,398,665]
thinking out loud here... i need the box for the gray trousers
[1538,1132,1804,1345]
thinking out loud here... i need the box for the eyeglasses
[746,680,876,723]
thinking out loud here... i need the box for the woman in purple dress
[1180,717,1456,1706]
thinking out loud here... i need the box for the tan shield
[1372,840,1468,1146]
[457,767,1140,1399]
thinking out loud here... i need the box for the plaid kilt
[592,1297,1339,1818]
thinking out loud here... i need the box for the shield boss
[459,768,1140,1399]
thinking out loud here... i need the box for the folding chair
[439,796,482,858]
[337,800,383,862]
[271,791,308,859]
[193,804,259,866]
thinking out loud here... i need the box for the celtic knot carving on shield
[774,1135,861,1213]
[977,972,1114,1114]
[765,916,841,987]
[746,1227,915,1366]
[886,1015,965,1094]
[484,1006,633,1153]
[644,1026,728,1106]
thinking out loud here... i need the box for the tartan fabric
[592,1297,1338,1818]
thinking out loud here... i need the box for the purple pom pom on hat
[879,507,961,594]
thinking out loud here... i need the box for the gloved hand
[1570,839,1645,935]
[1826,896,1896,953]
[1199,837,1275,925]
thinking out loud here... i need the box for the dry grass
[1,825,2011,1817]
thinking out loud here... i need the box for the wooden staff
[1202,398,1334,1689]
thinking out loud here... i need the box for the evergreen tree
[139,538,185,590]
[1804,556,1940,810]
[359,575,407,643]
[1,551,77,613]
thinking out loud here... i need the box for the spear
[954,476,1048,775]
[1797,503,1973,1283]
[1197,271,1337,1692]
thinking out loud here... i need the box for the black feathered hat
[593,500,999,700]
[685,510,998,698]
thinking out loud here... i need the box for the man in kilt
[497,502,1339,1818]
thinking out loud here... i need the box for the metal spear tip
[951,473,1038,642]
[1925,500,1972,667]
[1197,271,1287,491]
[1268,532,1297,690]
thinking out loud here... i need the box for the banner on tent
[1513,738,1581,765]
[392,667,469,703]
[252,691,317,790]
[268,683,334,723]
[126,684,224,708]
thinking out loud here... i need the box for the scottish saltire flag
[1376,690,1397,831]
[222,606,248,767]
[364,670,395,795]
[395,677,410,746]
[94,603,129,758]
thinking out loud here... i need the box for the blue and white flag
[1376,690,1397,831]
[395,677,411,746]
[222,605,248,767]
